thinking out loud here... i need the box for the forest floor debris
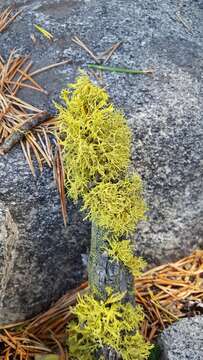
[0,51,68,224]
[0,6,22,33]
[0,251,202,359]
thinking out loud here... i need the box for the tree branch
[0,112,50,155]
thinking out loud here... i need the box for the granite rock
[1,0,201,265]
[0,146,90,323]
[0,0,202,321]
[158,316,203,360]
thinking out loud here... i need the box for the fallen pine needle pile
[0,51,67,224]
[0,50,54,163]
[0,6,22,33]
[0,250,202,359]
[136,250,203,341]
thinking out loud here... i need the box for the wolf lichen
[55,75,131,201]
[56,75,152,359]
[68,291,153,360]
[107,239,147,277]
[82,174,147,236]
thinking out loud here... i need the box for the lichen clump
[83,174,147,236]
[55,75,131,201]
[56,75,152,359]
[107,239,147,277]
[56,75,146,236]
[68,291,153,360]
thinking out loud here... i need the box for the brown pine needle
[17,68,47,94]
[29,60,71,77]
[53,143,68,226]
[0,51,67,224]
[0,7,22,33]
[176,12,192,33]
[72,36,123,67]
[72,36,100,63]
[103,41,122,64]
[7,80,46,93]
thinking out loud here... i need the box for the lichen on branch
[56,74,152,359]
[107,239,147,277]
[55,75,131,201]
[68,291,153,360]
[82,174,147,236]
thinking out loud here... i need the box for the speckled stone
[158,316,203,360]
[0,0,202,322]
[1,0,202,265]
[0,145,90,323]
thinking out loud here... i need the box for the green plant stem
[88,64,153,75]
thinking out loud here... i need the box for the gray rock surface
[1,0,201,265]
[0,0,202,320]
[0,146,90,323]
[158,316,203,360]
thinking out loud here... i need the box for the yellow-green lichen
[55,75,131,201]
[82,174,147,236]
[56,75,151,359]
[107,239,147,277]
[68,291,153,360]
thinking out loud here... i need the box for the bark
[88,222,135,359]
[0,112,49,155]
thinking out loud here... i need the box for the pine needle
[72,36,122,65]
[88,63,154,75]
[0,251,202,359]
[0,6,22,33]
[29,60,71,77]
[53,142,68,226]
[72,36,99,63]
[34,24,54,40]
[0,51,67,224]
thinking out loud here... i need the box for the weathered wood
[89,223,135,304]
[0,112,49,155]
[100,347,121,360]
[88,223,135,359]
